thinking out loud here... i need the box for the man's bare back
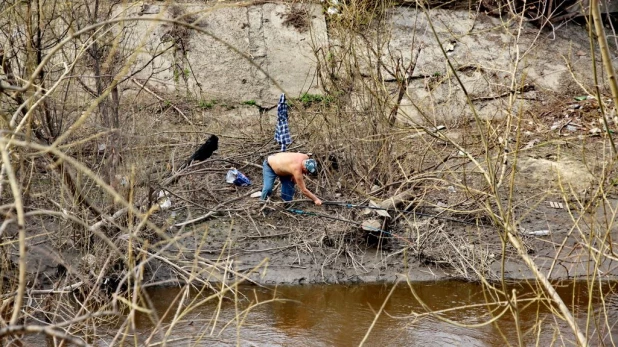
[267,152,308,176]
[264,152,322,205]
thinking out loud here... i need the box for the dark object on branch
[189,134,218,162]
[180,134,218,170]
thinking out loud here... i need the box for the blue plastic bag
[226,169,251,186]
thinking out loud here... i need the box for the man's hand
[314,199,322,206]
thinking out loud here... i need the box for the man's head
[303,159,317,176]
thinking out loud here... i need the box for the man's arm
[293,171,322,205]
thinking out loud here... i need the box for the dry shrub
[280,5,311,33]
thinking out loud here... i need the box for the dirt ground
[0,96,612,294]
[4,90,617,294]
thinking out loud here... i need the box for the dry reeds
[0,0,617,346]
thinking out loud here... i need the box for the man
[261,152,322,205]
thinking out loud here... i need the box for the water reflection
[131,280,617,346]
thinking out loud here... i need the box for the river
[123,280,618,346]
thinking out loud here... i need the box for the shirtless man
[260,152,322,205]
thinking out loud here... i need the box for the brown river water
[126,280,617,347]
[19,280,618,346]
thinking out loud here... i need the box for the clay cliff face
[118,2,606,124]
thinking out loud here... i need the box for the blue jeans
[261,159,295,201]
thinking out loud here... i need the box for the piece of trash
[445,42,456,52]
[226,168,251,186]
[550,121,562,131]
[157,190,172,210]
[589,127,601,136]
[250,191,262,198]
[457,150,467,157]
[574,96,588,101]
[97,143,106,154]
[568,104,581,110]
[375,208,391,218]
[114,174,129,188]
[326,6,339,15]
[548,201,563,209]
[524,229,551,236]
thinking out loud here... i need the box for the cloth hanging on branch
[274,93,292,152]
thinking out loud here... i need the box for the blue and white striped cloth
[274,93,292,151]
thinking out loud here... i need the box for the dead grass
[1,0,618,345]
[280,5,311,33]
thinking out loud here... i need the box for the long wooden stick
[591,0,618,155]
[1,147,26,325]
[507,232,587,346]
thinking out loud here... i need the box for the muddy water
[134,280,618,346]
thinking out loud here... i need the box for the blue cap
[304,159,317,175]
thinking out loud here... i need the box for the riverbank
[142,191,618,286]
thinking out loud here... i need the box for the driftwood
[360,190,416,235]
[27,282,84,295]
[378,190,416,210]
